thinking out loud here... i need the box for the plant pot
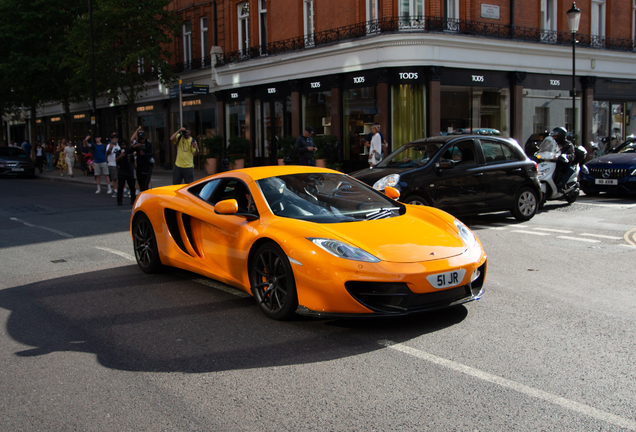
[205,157,217,175]
[229,158,245,170]
[278,158,285,165]
[316,159,327,168]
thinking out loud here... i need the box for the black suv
[351,135,542,221]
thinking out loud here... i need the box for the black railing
[210,15,636,68]
[172,55,214,73]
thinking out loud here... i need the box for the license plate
[595,178,617,185]
[11,168,24,172]
[426,269,466,289]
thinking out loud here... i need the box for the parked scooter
[534,136,580,207]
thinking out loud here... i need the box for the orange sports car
[131,166,487,320]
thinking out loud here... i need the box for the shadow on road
[0,266,468,373]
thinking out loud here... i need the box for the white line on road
[94,246,135,261]
[556,236,601,243]
[10,217,73,238]
[619,244,636,249]
[578,201,636,209]
[471,225,507,230]
[510,230,550,236]
[379,340,636,431]
[534,227,573,233]
[580,233,624,240]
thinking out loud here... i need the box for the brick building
[22,1,636,171]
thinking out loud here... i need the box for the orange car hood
[317,213,467,263]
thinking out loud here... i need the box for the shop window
[304,0,314,47]
[391,84,426,148]
[238,2,250,56]
[591,0,606,48]
[259,0,267,54]
[522,88,577,144]
[441,86,509,138]
[344,87,378,166]
[183,21,192,68]
[303,91,332,136]
[565,107,578,142]
[227,101,246,143]
[534,107,549,134]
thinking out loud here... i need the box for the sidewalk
[35,165,209,189]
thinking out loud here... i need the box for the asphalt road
[1,178,635,431]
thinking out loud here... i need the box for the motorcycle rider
[550,127,576,193]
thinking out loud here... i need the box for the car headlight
[454,219,476,248]
[630,167,636,176]
[580,165,589,175]
[373,174,400,191]
[308,238,380,262]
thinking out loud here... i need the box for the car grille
[588,168,629,179]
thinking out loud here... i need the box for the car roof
[192,166,340,185]
[407,135,518,145]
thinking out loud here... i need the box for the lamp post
[567,2,581,143]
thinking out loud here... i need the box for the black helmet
[550,127,568,144]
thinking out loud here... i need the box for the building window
[304,0,315,47]
[534,106,549,134]
[238,2,250,56]
[445,0,459,32]
[183,21,192,68]
[259,0,267,53]
[366,0,379,34]
[591,0,606,48]
[540,0,557,43]
[201,17,209,62]
[399,0,425,29]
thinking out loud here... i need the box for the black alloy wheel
[511,187,538,221]
[133,214,163,274]
[250,242,298,320]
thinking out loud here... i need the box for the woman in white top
[63,141,77,177]
[368,125,383,167]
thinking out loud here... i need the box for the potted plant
[277,136,297,165]
[314,135,339,168]
[227,136,250,169]
[201,134,224,174]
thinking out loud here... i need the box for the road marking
[556,236,601,243]
[94,246,135,261]
[580,233,624,240]
[192,278,251,298]
[619,244,636,249]
[578,201,636,209]
[626,228,636,247]
[379,340,636,431]
[10,217,73,238]
[534,227,573,233]
[471,225,507,230]
[510,230,550,236]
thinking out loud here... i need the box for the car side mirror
[383,186,400,200]
[436,159,456,170]
[214,198,259,221]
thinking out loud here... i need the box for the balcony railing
[174,15,636,71]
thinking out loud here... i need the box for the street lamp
[567,2,581,143]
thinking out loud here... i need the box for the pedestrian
[130,127,154,191]
[106,134,120,198]
[368,125,383,167]
[33,141,44,173]
[21,140,32,159]
[79,139,91,175]
[56,139,67,176]
[114,139,136,206]
[170,125,198,184]
[64,140,77,177]
[86,133,112,194]
[295,126,316,166]
[44,140,54,172]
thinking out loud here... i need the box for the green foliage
[227,136,250,163]
[201,135,224,159]
[277,136,297,164]
[314,135,340,165]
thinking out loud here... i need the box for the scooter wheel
[565,190,579,204]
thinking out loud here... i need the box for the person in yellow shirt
[170,125,198,184]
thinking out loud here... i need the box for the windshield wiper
[365,207,400,220]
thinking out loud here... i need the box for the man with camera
[130,126,154,192]
[170,125,198,184]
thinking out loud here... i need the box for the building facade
[7,0,636,172]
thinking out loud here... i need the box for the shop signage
[481,4,500,20]
[73,114,86,119]
[310,82,321,88]
[36,119,42,124]
[399,72,419,80]
[170,83,210,98]
[182,99,202,107]
[472,75,485,82]
[51,117,61,122]
[268,88,276,94]
[353,76,365,84]
[549,79,561,86]
[136,105,154,112]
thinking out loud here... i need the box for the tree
[67,0,180,138]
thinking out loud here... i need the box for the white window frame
[259,0,267,52]
[183,21,192,67]
[591,0,606,48]
[399,0,425,29]
[445,0,459,32]
[366,0,380,34]
[540,0,557,43]
[200,16,208,60]
[304,0,315,46]
[238,2,250,56]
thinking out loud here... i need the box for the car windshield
[0,148,26,157]
[376,142,445,168]
[615,141,636,153]
[257,173,404,223]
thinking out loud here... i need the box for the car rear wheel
[133,214,163,274]
[250,242,298,320]
[404,194,430,206]
[511,187,538,221]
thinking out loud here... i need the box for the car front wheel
[511,187,538,221]
[133,213,163,274]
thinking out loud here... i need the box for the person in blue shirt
[85,133,112,194]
